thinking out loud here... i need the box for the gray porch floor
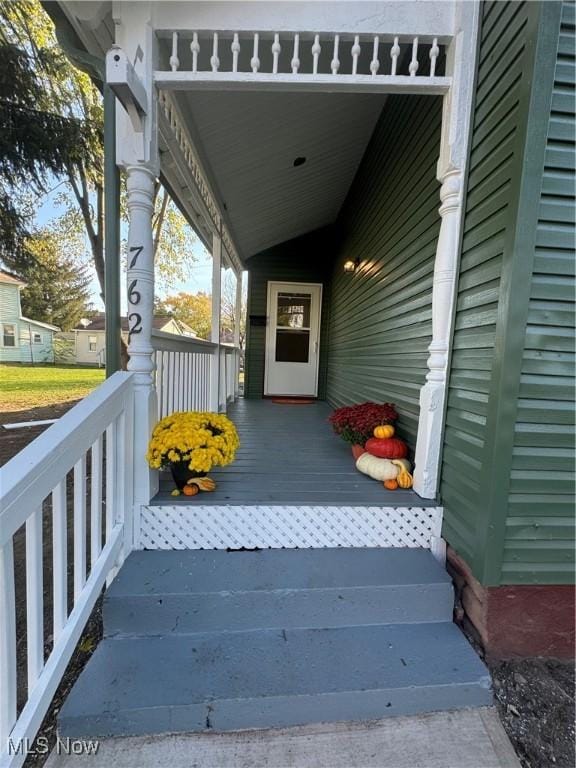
[152,399,434,507]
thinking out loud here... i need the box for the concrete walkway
[46,708,520,768]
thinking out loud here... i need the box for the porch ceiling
[176,91,387,260]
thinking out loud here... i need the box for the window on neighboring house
[33,332,42,343]
[3,324,16,347]
[88,335,97,352]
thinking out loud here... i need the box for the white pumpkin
[356,453,399,481]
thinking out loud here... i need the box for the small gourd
[384,479,398,490]
[373,424,395,439]
[391,459,413,489]
[356,453,399,482]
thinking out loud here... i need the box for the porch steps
[58,548,492,738]
[103,548,454,634]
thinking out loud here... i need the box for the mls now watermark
[7,736,100,757]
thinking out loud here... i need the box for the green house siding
[244,229,333,399]
[503,0,575,584]
[325,95,443,451]
[441,0,530,567]
[441,1,574,585]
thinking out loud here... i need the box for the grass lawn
[0,364,105,412]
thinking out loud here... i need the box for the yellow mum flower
[147,411,240,473]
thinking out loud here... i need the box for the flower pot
[169,461,203,491]
[351,444,366,461]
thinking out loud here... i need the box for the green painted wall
[325,95,443,451]
[243,228,334,399]
[441,1,574,585]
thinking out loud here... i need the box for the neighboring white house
[72,313,198,366]
[0,270,60,363]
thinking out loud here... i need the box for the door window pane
[275,329,310,363]
[277,293,311,329]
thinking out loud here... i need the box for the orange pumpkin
[384,479,399,490]
[365,437,408,459]
[182,484,199,496]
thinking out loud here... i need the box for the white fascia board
[152,1,455,40]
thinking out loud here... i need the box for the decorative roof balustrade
[154,30,450,93]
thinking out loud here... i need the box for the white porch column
[210,231,222,411]
[413,168,464,497]
[413,1,480,499]
[126,165,159,503]
[234,269,242,349]
[234,269,242,400]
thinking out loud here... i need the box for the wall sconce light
[343,258,360,273]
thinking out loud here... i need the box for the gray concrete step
[58,622,492,738]
[104,549,454,635]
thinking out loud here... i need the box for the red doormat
[270,398,316,405]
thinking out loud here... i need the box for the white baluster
[351,35,361,75]
[429,37,439,77]
[251,33,260,72]
[331,34,340,74]
[272,33,281,74]
[90,435,103,565]
[211,32,220,72]
[410,37,419,77]
[73,456,86,601]
[0,540,16,749]
[370,36,380,76]
[312,34,321,75]
[191,32,200,73]
[231,33,240,73]
[105,422,117,536]
[291,33,300,74]
[170,32,179,72]
[391,36,400,76]
[26,507,43,691]
[52,480,67,642]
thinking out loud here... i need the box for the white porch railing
[152,330,240,417]
[220,344,241,406]
[0,373,134,768]
[155,30,449,93]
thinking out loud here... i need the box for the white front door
[264,282,322,397]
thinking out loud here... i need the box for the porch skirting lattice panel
[139,505,443,550]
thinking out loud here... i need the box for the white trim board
[2,420,57,430]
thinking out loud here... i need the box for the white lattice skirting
[139,505,443,551]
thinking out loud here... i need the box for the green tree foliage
[18,232,92,330]
[156,292,213,340]
[156,272,246,347]
[1,0,198,302]
[0,12,96,263]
